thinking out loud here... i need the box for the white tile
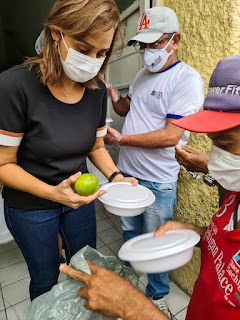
[0,261,29,287]
[96,214,104,222]
[95,201,107,216]
[166,282,190,316]
[137,281,146,294]
[95,211,106,222]
[98,228,122,245]
[0,291,4,312]
[105,217,114,227]
[175,307,188,320]
[0,249,24,270]
[2,277,30,308]
[0,241,18,255]
[6,298,30,320]
[0,310,6,320]
[94,199,105,211]
[97,246,115,257]
[96,237,105,249]
[105,212,122,233]
[97,219,112,233]
[139,273,148,287]
[108,239,123,256]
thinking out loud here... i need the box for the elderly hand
[60,262,167,320]
[103,81,121,103]
[154,221,190,237]
[104,127,122,147]
[175,145,209,174]
[154,220,206,240]
[60,262,138,319]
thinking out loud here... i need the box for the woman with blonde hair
[0,0,136,300]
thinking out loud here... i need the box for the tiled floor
[0,200,190,320]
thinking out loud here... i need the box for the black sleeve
[0,68,27,144]
[96,81,107,137]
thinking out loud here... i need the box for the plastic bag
[23,245,140,320]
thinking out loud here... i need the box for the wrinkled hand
[52,172,106,209]
[154,221,191,237]
[104,127,122,147]
[154,220,205,241]
[175,145,209,174]
[59,261,138,318]
[103,81,120,103]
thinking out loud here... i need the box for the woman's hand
[110,173,138,186]
[52,172,106,209]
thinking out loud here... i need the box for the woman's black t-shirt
[0,65,107,210]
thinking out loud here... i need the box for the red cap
[172,110,240,133]
[173,56,240,133]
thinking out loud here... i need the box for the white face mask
[141,34,174,72]
[208,145,240,191]
[59,33,105,83]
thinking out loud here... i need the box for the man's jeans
[120,176,177,298]
[4,201,96,300]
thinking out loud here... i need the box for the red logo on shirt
[139,13,150,30]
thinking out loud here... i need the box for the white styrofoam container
[118,230,200,273]
[99,182,155,216]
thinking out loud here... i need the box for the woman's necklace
[61,86,74,98]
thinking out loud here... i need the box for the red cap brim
[172,110,240,133]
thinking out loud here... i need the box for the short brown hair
[26,0,123,89]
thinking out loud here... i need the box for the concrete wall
[163,0,240,295]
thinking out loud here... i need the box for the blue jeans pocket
[151,182,174,192]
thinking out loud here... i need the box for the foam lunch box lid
[118,230,200,261]
[99,182,155,208]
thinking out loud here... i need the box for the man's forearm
[112,97,130,117]
[119,118,185,148]
[121,288,170,320]
[120,129,181,149]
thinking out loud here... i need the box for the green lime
[71,183,77,193]
[73,173,99,196]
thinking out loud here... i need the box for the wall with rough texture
[163,0,240,295]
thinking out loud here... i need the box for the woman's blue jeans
[120,175,177,298]
[4,202,96,300]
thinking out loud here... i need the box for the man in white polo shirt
[104,6,204,315]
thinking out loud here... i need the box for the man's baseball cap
[127,6,179,46]
[172,55,240,133]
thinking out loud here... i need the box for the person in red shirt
[60,55,240,320]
